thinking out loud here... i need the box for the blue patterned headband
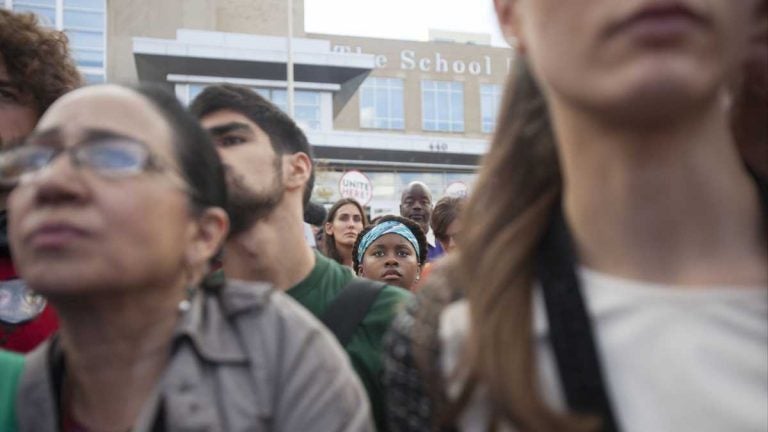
[356,220,420,263]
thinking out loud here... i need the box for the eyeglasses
[0,136,178,187]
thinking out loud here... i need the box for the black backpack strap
[321,277,386,347]
[536,207,620,432]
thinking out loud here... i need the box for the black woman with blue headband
[353,215,428,291]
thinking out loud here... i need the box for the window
[9,0,106,84]
[180,84,323,131]
[359,77,404,130]
[480,84,503,133]
[422,80,464,133]
[266,89,322,131]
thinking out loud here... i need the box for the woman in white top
[384,0,768,431]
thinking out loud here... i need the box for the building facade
[4,0,513,215]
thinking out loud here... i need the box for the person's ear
[283,152,312,192]
[185,207,230,268]
[494,0,526,52]
[357,265,364,277]
[324,221,334,236]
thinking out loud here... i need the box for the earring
[178,285,196,313]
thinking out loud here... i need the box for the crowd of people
[0,0,766,431]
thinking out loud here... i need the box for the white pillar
[286,0,295,118]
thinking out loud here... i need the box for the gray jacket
[16,279,373,431]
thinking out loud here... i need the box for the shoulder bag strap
[321,277,386,347]
[536,207,620,432]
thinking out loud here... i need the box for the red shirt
[0,255,58,353]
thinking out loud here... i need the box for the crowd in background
[0,0,766,431]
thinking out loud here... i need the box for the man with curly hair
[0,9,81,355]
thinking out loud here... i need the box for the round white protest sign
[444,181,469,198]
[339,170,373,205]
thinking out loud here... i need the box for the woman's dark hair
[322,198,368,264]
[412,59,596,431]
[430,196,465,245]
[132,85,227,213]
[352,214,428,273]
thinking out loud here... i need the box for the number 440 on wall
[429,141,448,153]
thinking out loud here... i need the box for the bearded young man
[191,84,410,432]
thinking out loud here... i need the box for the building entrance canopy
[133,29,375,87]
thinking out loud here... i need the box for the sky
[304,0,509,47]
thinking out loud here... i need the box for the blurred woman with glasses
[5,84,372,431]
[385,0,767,431]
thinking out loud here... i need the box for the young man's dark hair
[304,201,327,227]
[352,214,428,273]
[189,84,315,206]
[430,196,464,246]
[134,85,227,212]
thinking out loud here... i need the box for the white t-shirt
[440,268,768,432]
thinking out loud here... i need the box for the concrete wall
[107,0,304,83]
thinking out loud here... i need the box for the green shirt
[0,349,24,432]
[287,252,411,432]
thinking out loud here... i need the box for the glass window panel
[422,80,465,132]
[82,73,105,85]
[375,89,388,117]
[64,10,103,29]
[360,107,374,128]
[422,92,435,120]
[271,89,287,105]
[359,77,404,130]
[295,91,318,105]
[311,170,342,203]
[189,84,206,102]
[390,91,404,118]
[66,30,104,49]
[64,0,105,10]
[14,0,55,7]
[13,5,56,26]
[453,100,464,123]
[296,105,319,121]
[451,92,463,110]
[480,84,501,134]
[253,88,270,99]
[436,91,449,115]
[73,48,104,68]
[360,87,374,107]
[297,119,320,131]
[392,119,404,130]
